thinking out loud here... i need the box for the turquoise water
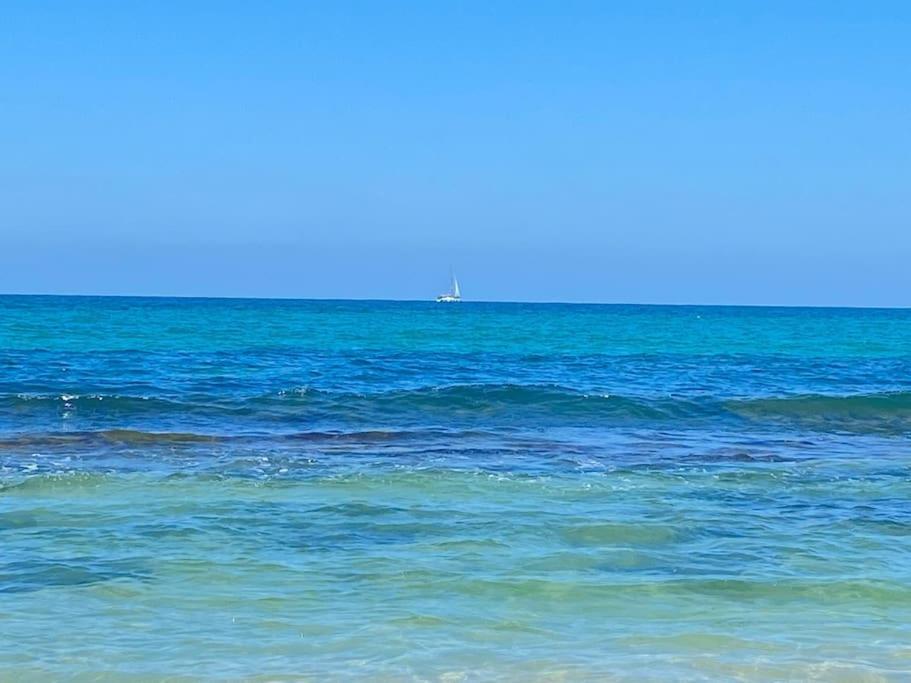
[2,296,911,681]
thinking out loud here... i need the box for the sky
[1,1,909,305]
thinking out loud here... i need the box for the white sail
[436,270,462,302]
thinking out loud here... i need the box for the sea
[1,296,909,681]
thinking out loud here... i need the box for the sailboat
[436,272,461,303]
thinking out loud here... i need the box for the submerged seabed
[1,297,911,681]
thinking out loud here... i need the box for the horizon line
[0,292,908,311]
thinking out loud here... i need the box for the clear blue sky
[2,1,909,304]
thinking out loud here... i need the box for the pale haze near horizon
[1,2,909,306]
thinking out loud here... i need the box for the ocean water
[1,296,910,682]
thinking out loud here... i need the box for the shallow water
[1,297,910,681]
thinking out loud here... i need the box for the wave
[2,387,911,433]
[268,383,707,419]
[0,393,193,413]
[727,392,911,432]
[0,386,694,420]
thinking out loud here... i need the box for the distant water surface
[1,296,910,681]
